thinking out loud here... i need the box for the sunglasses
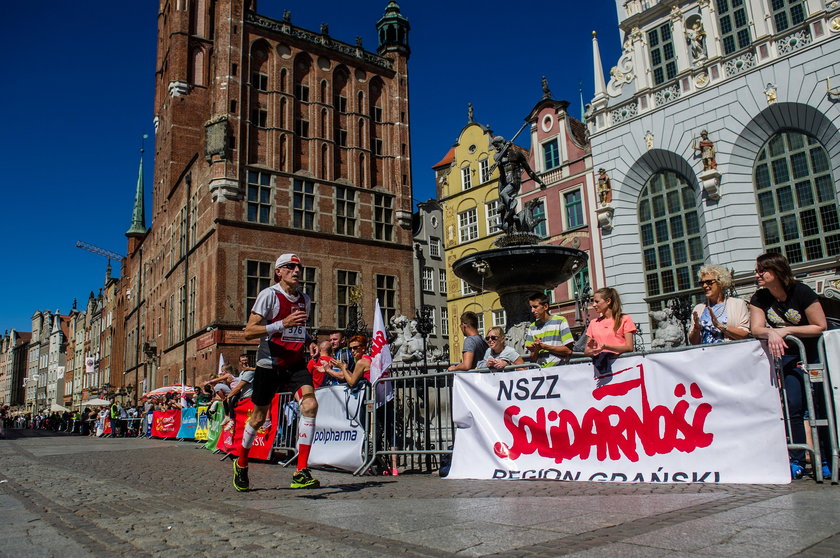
[349,345,363,351]
[281,263,302,270]
[485,335,499,341]
[699,279,718,287]
[754,268,767,275]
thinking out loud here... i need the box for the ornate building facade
[435,117,508,361]
[121,1,415,390]
[411,199,450,359]
[588,0,840,339]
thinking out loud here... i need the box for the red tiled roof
[432,147,455,169]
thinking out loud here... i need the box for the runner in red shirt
[234,253,319,491]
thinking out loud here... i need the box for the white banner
[823,330,840,445]
[449,340,790,483]
[307,384,366,472]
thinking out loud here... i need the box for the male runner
[234,253,320,491]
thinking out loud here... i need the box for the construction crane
[75,241,124,261]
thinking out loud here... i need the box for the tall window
[245,260,272,321]
[461,279,479,295]
[771,0,806,32]
[300,266,317,327]
[486,200,502,234]
[376,274,397,324]
[532,199,547,238]
[422,267,434,292]
[168,294,174,345]
[295,83,309,101]
[188,277,196,335]
[439,269,448,294]
[492,309,506,328]
[374,194,393,241]
[479,159,490,183]
[335,186,356,236]
[336,270,358,329]
[543,139,560,170]
[458,208,478,243]
[638,170,705,306]
[754,131,839,263]
[564,189,584,229]
[293,179,315,230]
[717,0,751,54]
[648,22,677,85]
[252,72,268,91]
[246,171,271,224]
[440,307,449,336]
[461,165,472,190]
[475,313,485,335]
[429,237,441,258]
[178,286,186,341]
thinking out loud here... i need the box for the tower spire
[376,1,410,57]
[591,31,608,111]
[126,135,148,236]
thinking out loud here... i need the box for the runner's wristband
[265,320,285,334]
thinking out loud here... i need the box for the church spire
[126,135,148,236]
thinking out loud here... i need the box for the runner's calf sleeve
[238,423,258,468]
[296,416,316,471]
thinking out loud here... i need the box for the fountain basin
[452,244,588,326]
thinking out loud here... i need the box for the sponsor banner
[308,385,366,472]
[151,409,181,439]
[194,405,210,441]
[825,330,840,445]
[216,395,279,461]
[449,341,790,484]
[145,411,154,437]
[204,403,226,450]
[177,407,198,439]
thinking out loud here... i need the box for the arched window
[279,68,287,92]
[754,131,839,263]
[638,170,705,306]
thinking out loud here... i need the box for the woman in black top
[749,252,827,478]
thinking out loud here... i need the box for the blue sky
[0,1,621,333]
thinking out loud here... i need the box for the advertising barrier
[151,409,181,439]
[216,394,280,461]
[177,407,198,439]
[308,385,366,472]
[194,405,210,441]
[449,341,790,483]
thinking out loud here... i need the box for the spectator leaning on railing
[477,327,524,370]
[688,264,751,345]
[749,251,828,479]
[584,287,636,376]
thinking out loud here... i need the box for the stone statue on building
[686,21,707,62]
[541,76,551,99]
[597,168,612,206]
[467,102,474,123]
[490,135,546,234]
[693,129,717,170]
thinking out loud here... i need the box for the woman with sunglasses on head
[584,288,636,375]
[478,327,524,370]
[333,335,371,387]
[688,264,751,345]
[749,252,828,479]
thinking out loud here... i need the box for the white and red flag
[369,299,394,405]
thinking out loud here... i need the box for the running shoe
[290,468,320,489]
[821,461,832,480]
[233,460,249,492]
[790,460,804,480]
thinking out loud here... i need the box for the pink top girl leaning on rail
[584,287,636,375]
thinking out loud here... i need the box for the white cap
[275,253,302,268]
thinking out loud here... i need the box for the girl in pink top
[585,287,636,358]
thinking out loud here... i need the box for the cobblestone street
[1,430,839,557]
